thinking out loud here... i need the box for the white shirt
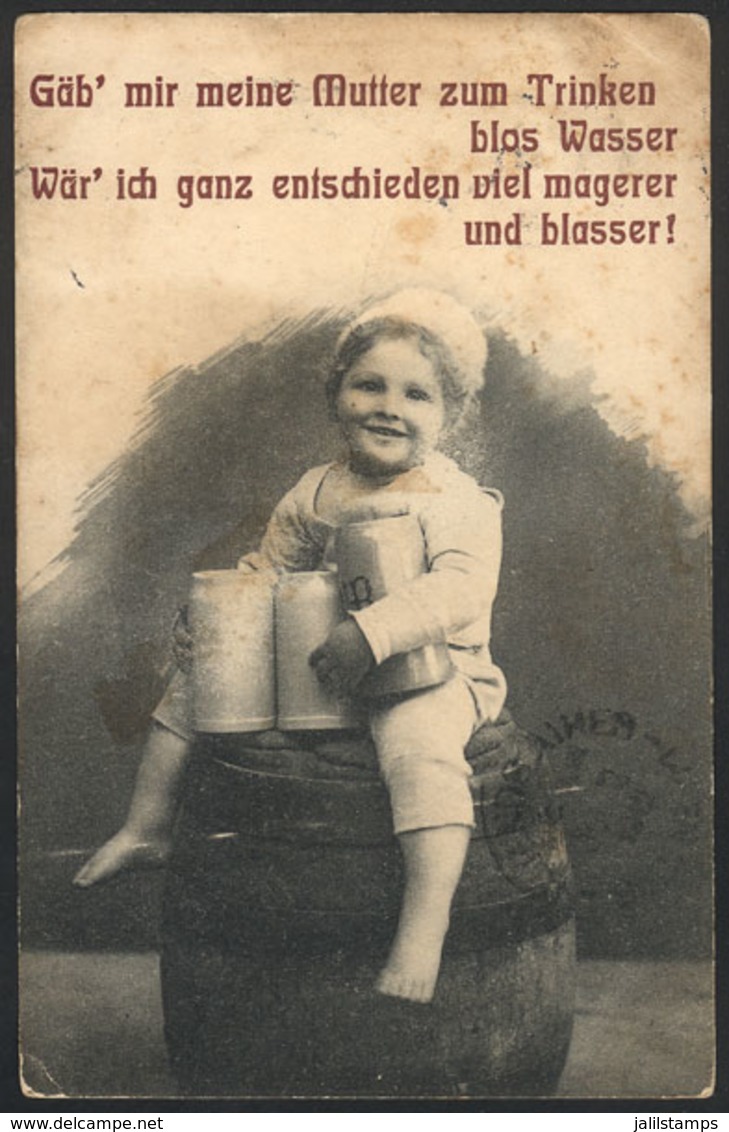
[239,453,506,704]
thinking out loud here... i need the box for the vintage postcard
[15,12,713,1099]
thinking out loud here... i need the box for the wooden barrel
[160,714,575,1097]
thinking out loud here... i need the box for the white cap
[339,288,488,396]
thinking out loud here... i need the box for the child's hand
[73,827,171,888]
[172,606,193,673]
[310,618,374,696]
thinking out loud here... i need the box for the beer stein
[334,514,453,697]
[190,570,275,732]
[276,571,360,730]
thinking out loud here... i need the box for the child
[74,289,507,1004]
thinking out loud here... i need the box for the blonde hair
[328,289,487,426]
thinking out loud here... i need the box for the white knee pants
[368,673,494,834]
[154,669,499,835]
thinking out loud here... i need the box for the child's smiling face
[334,336,446,478]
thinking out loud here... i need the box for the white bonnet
[338,288,488,396]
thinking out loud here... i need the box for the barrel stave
[161,721,575,1096]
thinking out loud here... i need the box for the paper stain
[395,214,439,249]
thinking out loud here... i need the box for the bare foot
[73,828,171,888]
[375,921,448,1003]
[374,825,471,1003]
